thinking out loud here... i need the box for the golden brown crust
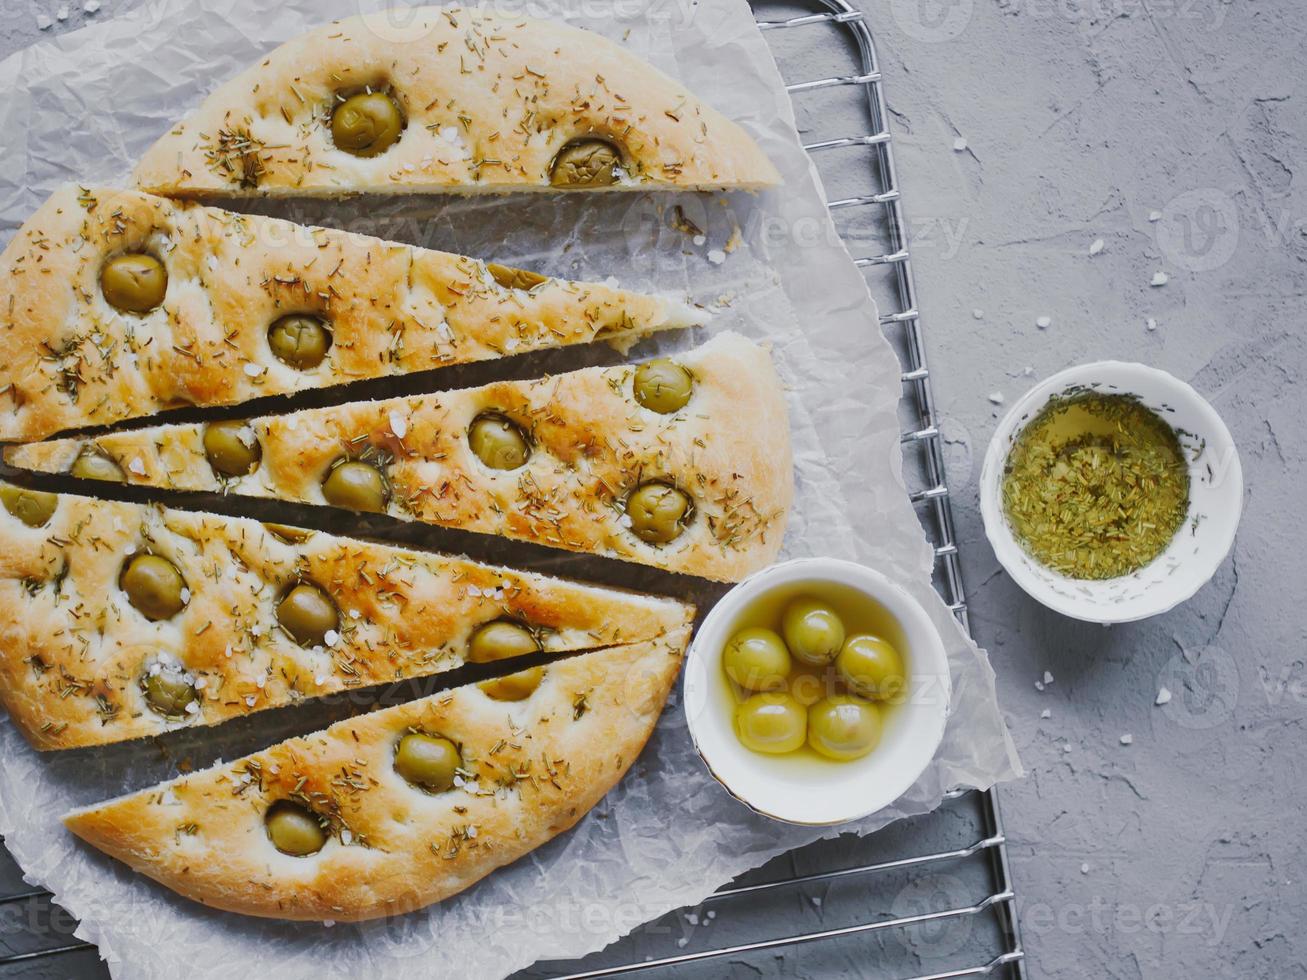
[0,492,692,751]
[64,632,687,921]
[12,333,793,581]
[0,185,704,442]
[133,8,779,196]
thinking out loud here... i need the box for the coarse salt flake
[1155,686,1172,705]
[84,0,100,12]
[388,411,408,439]
[128,457,146,475]
[707,249,726,265]
[1036,315,1052,329]
[1120,733,1134,745]
[1150,271,1169,286]
[1089,238,1105,256]
[323,629,340,647]
[244,362,264,377]
[953,136,967,151]
[988,391,1005,405]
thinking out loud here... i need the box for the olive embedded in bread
[120,554,187,621]
[265,801,327,857]
[835,634,907,701]
[468,414,530,471]
[0,484,57,528]
[735,692,807,754]
[142,662,197,719]
[276,583,339,647]
[267,314,332,369]
[70,447,125,483]
[393,732,462,792]
[486,263,548,291]
[321,460,388,513]
[467,620,540,663]
[100,253,166,313]
[722,627,791,692]
[633,359,693,414]
[625,483,692,544]
[331,91,404,157]
[780,596,845,666]
[549,138,622,187]
[478,666,545,702]
[203,421,261,477]
[807,695,882,761]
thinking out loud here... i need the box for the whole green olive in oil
[70,447,125,483]
[633,360,693,414]
[394,732,462,792]
[101,253,167,314]
[781,596,845,666]
[276,583,339,647]
[835,634,906,701]
[265,801,327,857]
[203,421,261,477]
[807,695,882,761]
[735,692,807,755]
[0,484,57,528]
[722,627,791,693]
[331,91,404,157]
[625,483,692,544]
[267,314,332,370]
[322,460,388,513]
[468,414,530,471]
[120,554,187,621]
[550,139,622,187]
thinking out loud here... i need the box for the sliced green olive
[264,523,312,544]
[633,360,693,414]
[265,801,327,857]
[625,482,692,544]
[807,695,882,761]
[722,627,791,693]
[276,583,339,647]
[101,253,167,314]
[781,596,845,667]
[142,661,197,719]
[0,484,57,528]
[70,447,125,483]
[549,138,622,187]
[394,732,462,793]
[267,314,332,370]
[478,666,545,702]
[321,460,388,513]
[120,554,187,621]
[467,620,540,663]
[735,692,807,755]
[468,414,530,471]
[487,263,549,291]
[331,91,404,157]
[203,421,261,477]
[836,634,907,701]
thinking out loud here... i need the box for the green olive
[331,91,404,157]
[120,554,187,620]
[394,732,462,792]
[487,263,549,291]
[267,314,332,370]
[100,253,167,314]
[203,420,261,477]
[633,360,693,414]
[735,692,807,755]
[321,460,388,513]
[781,596,845,667]
[549,138,622,187]
[264,523,312,544]
[467,414,530,471]
[142,662,197,719]
[69,447,125,483]
[276,582,339,647]
[836,634,907,701]
[722,627,791,693]
[807,695,882,761]
[625,482,692,544]
[479,666,545,702]
[467,620,540,663]
[0,484,57,528]
[265,801,327,857]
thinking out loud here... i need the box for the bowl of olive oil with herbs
[980,362,1242,623]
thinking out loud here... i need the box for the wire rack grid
[0,1,1025,976]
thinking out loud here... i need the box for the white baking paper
[0,1,1022,977]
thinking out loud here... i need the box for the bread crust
[12,333,792,581]
[0,493,691,751]
[63,632,687,921]
[0,185,703,442]
[133,8,779,195]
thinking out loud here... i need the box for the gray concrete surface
[0,1,1303,978]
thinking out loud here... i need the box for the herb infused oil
[1001,393,1190,579]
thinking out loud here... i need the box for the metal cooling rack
[0,1,1024,976]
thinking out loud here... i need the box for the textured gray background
[0,0,1303,978]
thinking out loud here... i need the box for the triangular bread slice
[64,631,687,921]
[0,490,691,750]
[11,332,792,581]
[133,7,779,197]
[0,185,704,442]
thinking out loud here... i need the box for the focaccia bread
[0,488,692,750]
[134,7,779,196]
[0,184,704,442]
[12,333,793,582]
[65,631,687,921]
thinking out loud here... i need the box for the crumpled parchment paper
[0,1,1022,977]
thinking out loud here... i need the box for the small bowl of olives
[684,557,952,825]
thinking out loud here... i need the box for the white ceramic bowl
[684,558,952,826]
[979,361,1243,624]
